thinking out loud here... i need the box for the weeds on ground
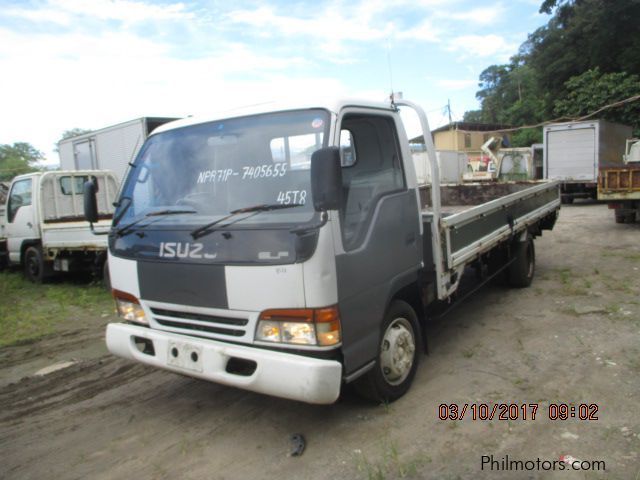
[0,271,112,347]
[353,438,430,480]
[550,267,590,296]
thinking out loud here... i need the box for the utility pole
[447,99,452,125]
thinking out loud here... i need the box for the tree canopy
[464,0,640,146]
[0,143,43,182]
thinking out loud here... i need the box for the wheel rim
[380,317,415,386]
[27,252,40,278]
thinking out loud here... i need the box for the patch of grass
[0,271,113,347]
[597,272,634,295]
[605,303,621,315]
[550,267,591,296]
[353,440,431,480]
[556,268,572,285]
[602,250,640,261]
[627,356,640,372]
[513,378,523,385]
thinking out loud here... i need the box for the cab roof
[151,98,397,136]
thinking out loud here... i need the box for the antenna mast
[386,38,394,102]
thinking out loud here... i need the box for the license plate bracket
[167,340,203,373]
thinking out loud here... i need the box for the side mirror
[83,179,98,224]
[310,146,342,212]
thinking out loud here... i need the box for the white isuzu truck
[0,170,117,281]
[84,98,560,404]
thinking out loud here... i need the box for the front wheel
[353,300,421,403]
[24,246,51,283]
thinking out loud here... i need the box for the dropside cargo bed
[421,181,560,270]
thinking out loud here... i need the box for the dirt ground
[1,203,638,480]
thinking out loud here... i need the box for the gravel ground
[1,202,638,480]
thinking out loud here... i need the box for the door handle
[27,222,33,229]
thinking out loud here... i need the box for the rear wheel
[353,300,420,403]
[24,246,51,283]
[615,212,626,224]
[508,238,535,288]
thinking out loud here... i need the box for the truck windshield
[114,109,330,229]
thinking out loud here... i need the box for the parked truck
[0,170,117,281]
[84,98,560,404]
[598,138,640,223]
[58,117,178,183]
[543,120,632,203]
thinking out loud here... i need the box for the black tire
[102,258,111,290]
[24,245,51,283]
[561,195,574,205]
[615,212,625,224]
[353,300,421,403]
[508,238,535,288]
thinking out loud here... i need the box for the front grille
[150,307,248,338]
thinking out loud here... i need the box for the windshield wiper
[116,207,197,237]
[190,203,303,240]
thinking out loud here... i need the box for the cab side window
[8,178,32,223]
[339,114,405,250]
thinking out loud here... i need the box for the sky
[0,0,551,166]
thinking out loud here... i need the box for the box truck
[84,98,560,404]
[543,120,632,203]
[58,117,178,183]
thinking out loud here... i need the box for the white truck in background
[409,144,467,184]
[0,171,117,281]
[543,120,632,203]
[58,117,178,183]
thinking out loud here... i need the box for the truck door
[6,177,36,263]
[334,110,422,374]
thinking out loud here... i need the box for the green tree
[0,143,43,182]
[553,68,640,135]
[464,0,640,145]
[527,0,640,97]
[511,128,543,147]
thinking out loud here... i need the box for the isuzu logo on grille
[158,242,217,259]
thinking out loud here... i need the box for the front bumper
[106,323,342,404]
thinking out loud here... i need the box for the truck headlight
[113,289,148,325]
[255,306,341,346]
